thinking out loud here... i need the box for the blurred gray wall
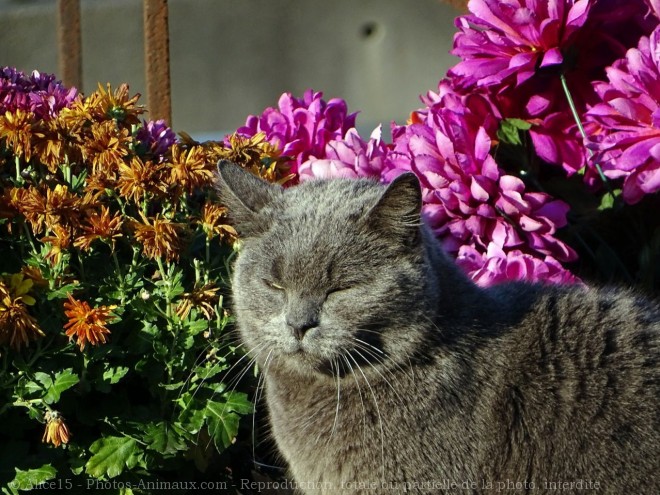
[0,0,459,137]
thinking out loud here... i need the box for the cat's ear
[368,172,423,243]
[215,160,282,237]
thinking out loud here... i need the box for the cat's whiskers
[345,351,386,483]
[252,348,274,468]
[203,344,267,451]
[340,351,368,440]
[329,358,342,441]
[177,338,246,416]
[350,342,406,405]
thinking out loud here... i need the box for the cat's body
[216,161,659,494]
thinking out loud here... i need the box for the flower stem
[111,250,126,304]
[559,74,612,191]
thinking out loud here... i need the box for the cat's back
[481,282,659,492]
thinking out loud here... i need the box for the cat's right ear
[215,160,282,237]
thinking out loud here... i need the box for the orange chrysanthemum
[222,132,292,183]
[41,224,72,266]
[131,213,184,262]
[42,410,71,447]
[63,293,116,351]
[0,274,44,351]
[116,156,164,204]
[12,186,47,233]
[0,187,20,231]
[82,120,131,174]
[74,205,123,251]
[166,144,215,193]
[175,283,220,320]
[30,116,81,173]
[198,202,237,243]
[15,184,82,234]
[0,109,39,162]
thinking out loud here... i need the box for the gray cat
[215,160,659,495]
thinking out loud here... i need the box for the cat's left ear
[215,160,282,237]
[368,172,423,243]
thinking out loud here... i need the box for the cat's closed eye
[326,286,352,299]
[263,279,285,291]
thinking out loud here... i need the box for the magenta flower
[387,88,576,265]
[136,119,176,161]
[449,0,592,90]
[457,243,579,287]
[0,67,77,119]
[587,26,660,203]
[646,0,660,18]
[232,90,357,177]
[298,126,388,181]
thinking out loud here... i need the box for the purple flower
[449,0,592,90]
[0,67,77,119]
[457,243,580,287]
[298,126,389,181]
[232,90,357,177]
[587,26,660,203]
[136,119,177,160]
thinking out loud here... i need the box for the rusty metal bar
[143,0,172,124]
[57,0,83,90]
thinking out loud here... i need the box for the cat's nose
[286,317,318,341]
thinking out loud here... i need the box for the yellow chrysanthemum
[0,274,44,351]
[84,83,144,124]
[0,109,39,162]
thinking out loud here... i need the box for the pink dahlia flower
[457,243,579,287]
[388,89,576,264]
[646,0,660,18]
[298,126,389,181]
[449,0,592,90]
[587,26,660,203]
[233,90,357,177]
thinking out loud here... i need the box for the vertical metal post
[143,0,172,124]
[57,0,83,90]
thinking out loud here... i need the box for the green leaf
[205,401,240,451]
[222,391,254,415]
[497,118,532,146]
[144,422,187,455]
[598,189,621,211]
[85,435,141,479]
[185,318,209,335]
[44,368,80,404]
[103,366,130,385]
[22,371,52,396]
[10,464,57,490]
[46,283,78,300]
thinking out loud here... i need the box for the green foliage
[0,84,258,492]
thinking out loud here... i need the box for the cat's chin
[266,347,345,378]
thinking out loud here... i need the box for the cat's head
[216,160,435,377]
